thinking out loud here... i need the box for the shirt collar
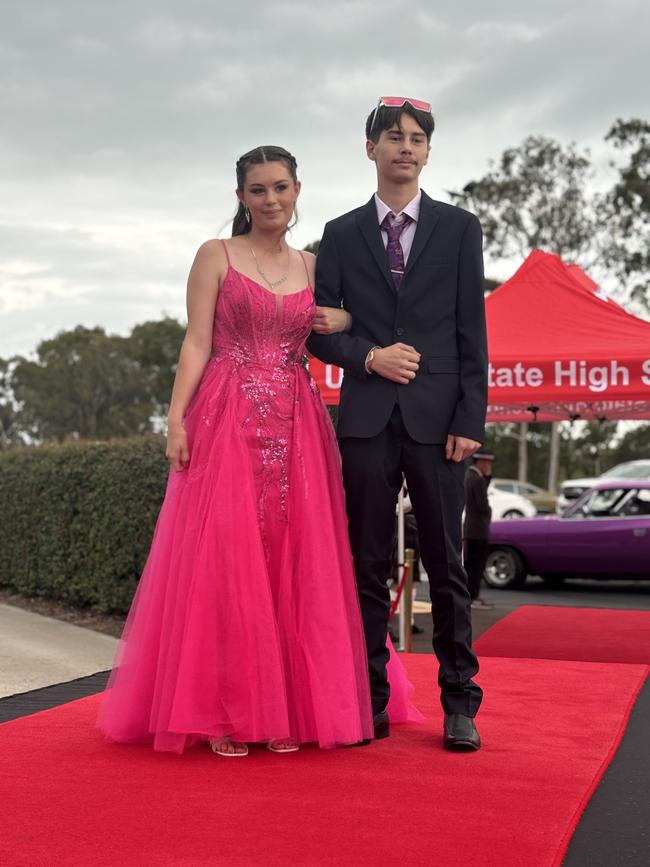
[375,190,422,226]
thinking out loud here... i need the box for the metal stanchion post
[397,487,405,650]
[403,548,415,653]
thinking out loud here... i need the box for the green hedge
[0,436,168,614]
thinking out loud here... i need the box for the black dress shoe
[373,709,390,740]
[443,713,481,751]
[348,709,390,747]
[411,623,425,635]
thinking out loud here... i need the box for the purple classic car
[485,480,650,589]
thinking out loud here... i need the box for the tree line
[453,117,650,312]
[0,319,184,447]
[485,420,650,489]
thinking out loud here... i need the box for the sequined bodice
[201,266,317,543]
[212,266,315,369]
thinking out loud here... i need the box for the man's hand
[369,343,420,384]
[445,435,481,462]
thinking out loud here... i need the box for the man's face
[366,114,430,184]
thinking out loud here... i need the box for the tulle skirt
[98,358,420,753]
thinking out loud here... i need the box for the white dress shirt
[374,190,421,264]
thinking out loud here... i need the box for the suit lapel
[403,191,440,282]
[356,197,395,294]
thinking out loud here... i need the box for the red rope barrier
[388,563,411,622]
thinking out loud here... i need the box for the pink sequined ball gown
[98,243,419,753]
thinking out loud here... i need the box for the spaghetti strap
[221,239,231,267]
[298,251,312,291]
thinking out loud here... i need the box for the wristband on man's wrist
[365,346,380,374]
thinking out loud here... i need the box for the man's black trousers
[339,406,483,718]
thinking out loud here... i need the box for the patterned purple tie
[381,213,411,288]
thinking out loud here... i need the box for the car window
[495,483,515,493]
[577,488,628,518]
[520,483,538,495]
[615,489,650,517]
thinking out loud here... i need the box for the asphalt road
[408,575,650,651]
[481,575,650,610]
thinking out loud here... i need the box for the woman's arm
[302,248,352,335]
[305,224,374,378]
[166,240,226,471]
[312,306,352,334]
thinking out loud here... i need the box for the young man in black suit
[307,97,488,750]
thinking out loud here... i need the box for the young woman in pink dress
[98,146,418,756]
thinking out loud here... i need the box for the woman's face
[238,161,300,232]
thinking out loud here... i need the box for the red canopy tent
[309,250,650,422]
[484,250,650,421]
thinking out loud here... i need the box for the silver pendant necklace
[249,244,290,291]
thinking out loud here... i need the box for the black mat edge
[563,670,650,866]
[0,671,110,723]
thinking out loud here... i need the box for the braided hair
[232,146,299,236]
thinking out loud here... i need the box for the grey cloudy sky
[2,0,649,357]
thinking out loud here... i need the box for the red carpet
[1,654,647,867]
[474,606,650,664]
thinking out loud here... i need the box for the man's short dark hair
[365,103,435,144]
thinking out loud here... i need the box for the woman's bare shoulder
[195,238,228,261]
[191,239,230,279]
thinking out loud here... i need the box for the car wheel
[484,547,527,589]
[541,575,565,588]
[502,509,525,519]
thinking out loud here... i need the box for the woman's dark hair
[365,103,435,144]
[232,145,299,236]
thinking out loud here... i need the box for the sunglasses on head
[369,96,432,133]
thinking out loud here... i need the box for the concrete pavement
[0,604,118,698]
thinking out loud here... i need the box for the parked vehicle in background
[557,459,650,512]
[488,487,537,520]
[491,478,557,514]
[485,480,650,589]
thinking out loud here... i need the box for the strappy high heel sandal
[267,738,300,754]
[209,737,249,757]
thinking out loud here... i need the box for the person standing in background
[464,449,495,609]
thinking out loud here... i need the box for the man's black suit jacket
[306,191,488,445]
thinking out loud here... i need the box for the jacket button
[395,327,405,336]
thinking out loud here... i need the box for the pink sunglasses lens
[380,96,431,112]
[407,98,432,112]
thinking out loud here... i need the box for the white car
[488,486,537,520]
[557,459,650,513]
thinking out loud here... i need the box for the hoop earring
[244,205,251,224]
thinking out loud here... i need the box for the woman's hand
[312,306,352,335]
[166,420,190,471]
